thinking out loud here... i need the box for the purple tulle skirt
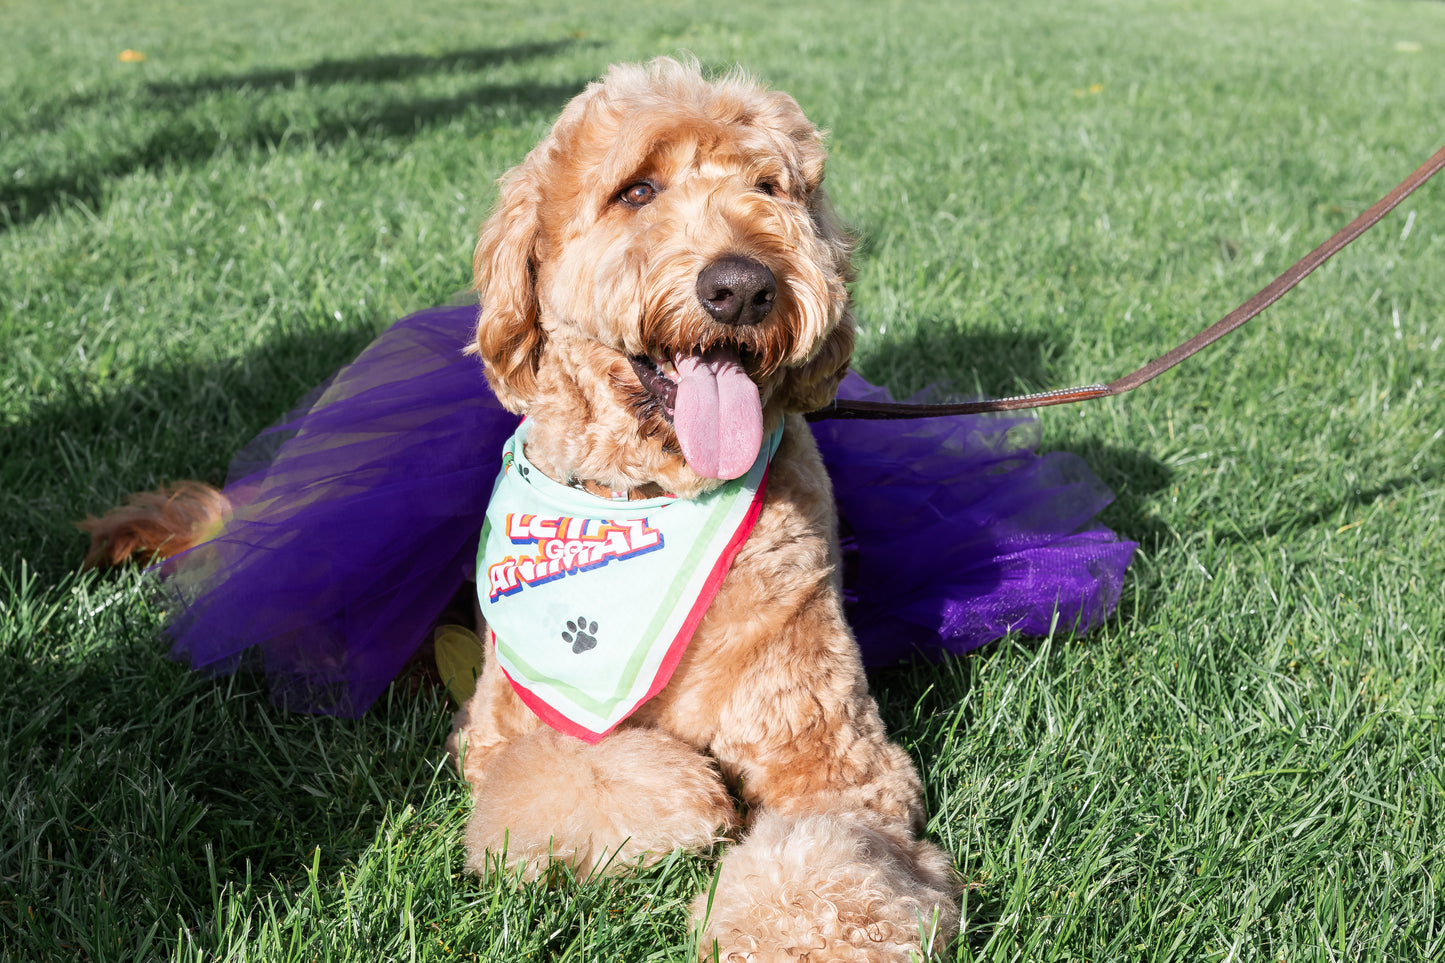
[157,305,1135,716]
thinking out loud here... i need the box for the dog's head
[471,58,854,495]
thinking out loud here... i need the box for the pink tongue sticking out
[672,346,763,480]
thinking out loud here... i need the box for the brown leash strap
[809,143,1445,421]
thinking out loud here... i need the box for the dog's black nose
[696,256,776,326]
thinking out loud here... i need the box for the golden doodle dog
[447,58,959,959]
[84,58,961,959]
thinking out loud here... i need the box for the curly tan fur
[78,480,230,567]
[462,727,738,880]
[450,59,959,960]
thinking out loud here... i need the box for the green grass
[3,0,1444,959]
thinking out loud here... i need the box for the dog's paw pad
[562,615,599,653]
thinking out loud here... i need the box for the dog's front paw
[694,810,958,962]
[464,727,736,880]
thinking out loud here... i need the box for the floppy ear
[471,160,544,412]
[777,184,857,413]
[777,308,855,413]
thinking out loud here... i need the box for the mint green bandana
[477,422,782,742]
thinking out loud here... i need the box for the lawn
[3,0,1444,959]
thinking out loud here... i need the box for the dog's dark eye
[619,182,658,207]
[756,181,778,196]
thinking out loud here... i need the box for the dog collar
[476,421,782,742]
[565,477,673,501]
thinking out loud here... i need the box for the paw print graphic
[561,615,598,653]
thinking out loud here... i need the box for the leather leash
[808,143,1445,421]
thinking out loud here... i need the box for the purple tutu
[158,305,1134,715]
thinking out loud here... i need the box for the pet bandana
[477,422,782,742]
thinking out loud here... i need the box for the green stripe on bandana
[477,422,782,742]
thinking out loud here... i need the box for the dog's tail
[79,481,231,568]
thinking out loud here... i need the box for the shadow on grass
[142,40,589,100]
[854,320,1066,401]
[2,38,590,230]
[0,584,456,957]
[1,316,389,577]
[1225,469,1444,543]
[1079,442,1174,552]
